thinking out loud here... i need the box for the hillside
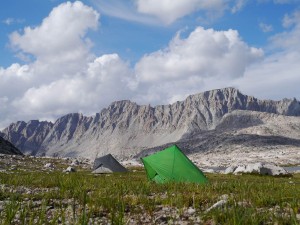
[0,135,23,155]
[137,110,300,166]
[1,87,300,159]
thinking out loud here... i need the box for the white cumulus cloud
[0,1,134,128]
[134,27,263,104]
[10,1,99,63]
[12,54,134,118]
[136,27,263,82]
[135,0,226,24]
[235,51,300,100]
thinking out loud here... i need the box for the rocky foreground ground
[0,154,207,224]
[0,153,91,173]
[0,154,300,224]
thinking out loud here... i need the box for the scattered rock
[206,199,227,213]
[44,163,54,168]
[121,159,142,167]
[63,166,76,173]
[206,194,229,212]
[187,207,196,215]
[70,159,79,166]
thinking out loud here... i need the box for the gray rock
[230,163,289,176]
[223,166,237,174]
[63,166,76,173]
[70,159,79,166]
[202,168,216,173]
[206,194,229,213]
[44,163,54,168]
[187,207,196,215]
[206,199,228,212]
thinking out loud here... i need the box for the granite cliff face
[1,87,300,159]
[2,120,53,155]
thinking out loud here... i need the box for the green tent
[141,145,208,184]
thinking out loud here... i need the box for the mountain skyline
[1,0,300,129]
[2,87,300,159]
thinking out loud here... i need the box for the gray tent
[92,154,127,174]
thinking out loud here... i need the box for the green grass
[0,168,299,224]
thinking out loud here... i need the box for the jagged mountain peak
[55,112,86,121]
[97,100,136,117]
[109,99,137,107]
[190,87,243,98]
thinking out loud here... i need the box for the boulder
[202,168,216,173]
[225,162,290,176]
[223,165,237,174]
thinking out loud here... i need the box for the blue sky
[1,0,300,128]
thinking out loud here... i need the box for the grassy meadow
[0,160,299,224]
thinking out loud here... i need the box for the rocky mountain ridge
[1,87,300,159]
